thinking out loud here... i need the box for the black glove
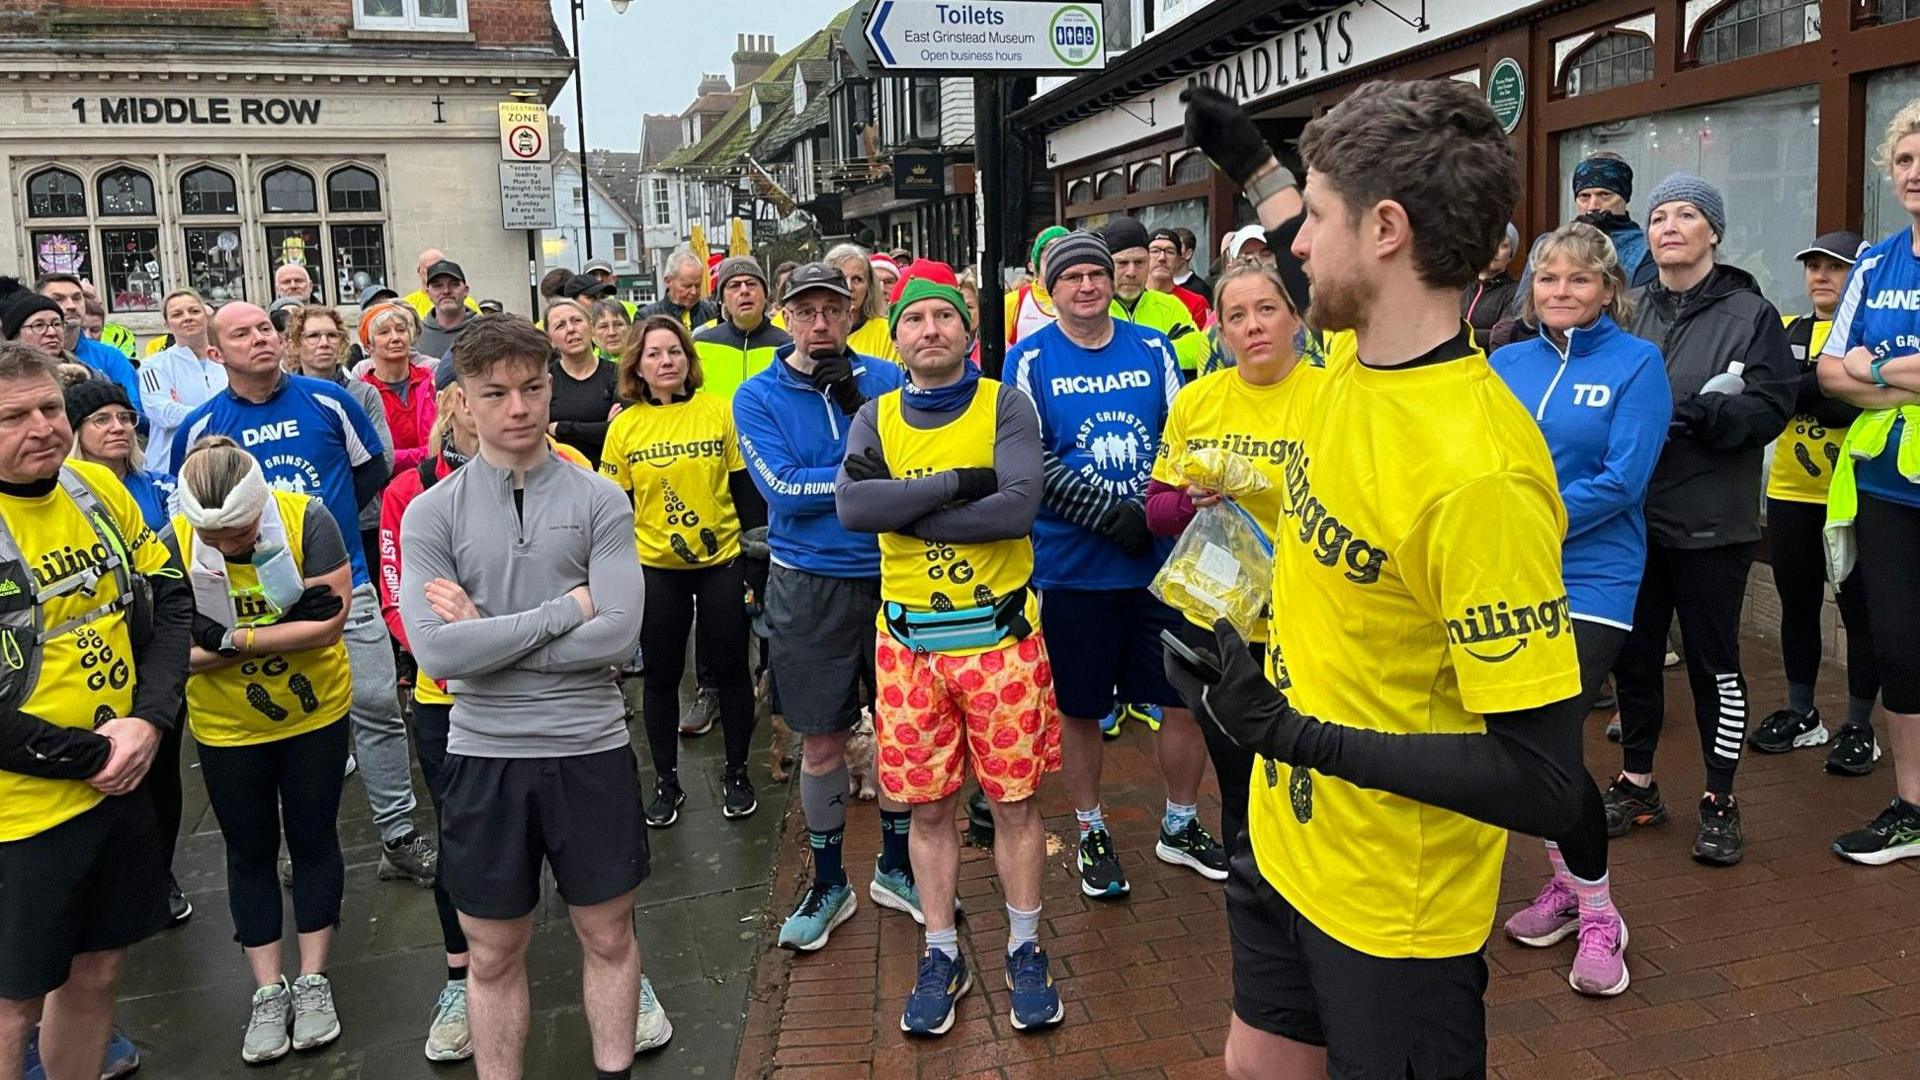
[1094,500,1152,558]
[1162,619,1312,761]
[1670,395,1708,437]
[843,446,891,482]
[950,467,998,503]
[1180,85,1277,187]
[281,585,345,624]
[191,613,229,654]
[809,350,867,416]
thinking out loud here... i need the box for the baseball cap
[425,260,466,284]
[558,274,615,300]
[478,299,505,314]
[1149,227,1182,249]
[1795,230,1868,264]
[780,262,853,304]
[358,282,398,306]
[267,296,303,333]
[583,258,614,276]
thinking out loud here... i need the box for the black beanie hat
[64,375,131,431]
[2,293,64,341]
[1101,216,1150,255]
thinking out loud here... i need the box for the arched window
[1096,171,1125,200]
[327,166,382,213]
[261,166,317,213]
[180,166,238,215]
[1171,151,1212,186]
[1564,32,1654,97]
[1067,179,1093,206]
[26,168,86,218]
[97,167,155,216]
[1695,0,1817,65]
[1133,162,1165,193]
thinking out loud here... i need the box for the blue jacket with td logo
[1489,314,1671,629]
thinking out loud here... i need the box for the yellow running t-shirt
[1767,315,1842,504]
[874,380,1038,655]
[0,461,176,842]
[599,393,746,568]
[173,491,352,748]
[1251,329,1581,959]
[848,318,900,365]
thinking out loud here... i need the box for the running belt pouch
[0,557,33,715]
[1150,500,1274,641]
[883,588,1030,653]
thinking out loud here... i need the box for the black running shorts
[439,746,650,920]
[1225,850,1489,1079]
[0,794,170,1000]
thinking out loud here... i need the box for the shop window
[27,167,87,219]
[1559,84,1817,312]
[1878,0,1920,24]
[330,224,388,301]
[182,227,247,303]
[99,228,162,313]
[1171,152,1211,186]
[326,166,381,213]
[1564,33,1654,97]
[262,166,318,214]
[354,0,466,32]
[1097,171,1125,200]
[1864,66,1920,240]
[1067,179,1093,206]
[97,167,155,217]
[1133,162,1164,193]
[1694,0,1817,65]
[180,166,238,215]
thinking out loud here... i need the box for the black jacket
[635,297,721,330]
[1461,273,1519,345]
[1629,264,1795,549]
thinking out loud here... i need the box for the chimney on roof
[732,33,777,89]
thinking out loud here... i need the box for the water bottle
[252,544,305,613]
[1700,360,1747,396]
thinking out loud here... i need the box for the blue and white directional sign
[863,1,1106,72]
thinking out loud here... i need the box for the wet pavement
[117,680,787,1078]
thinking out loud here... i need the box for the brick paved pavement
[735,640,1920,1080]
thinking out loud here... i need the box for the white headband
[180,456,270,531]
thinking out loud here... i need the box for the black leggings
[410,701,469,958]
[1553,621,1628,882]
[196,718,350,948]
[640,562,755,775]
[1856,494,1920,714]
[1768,498,1878,704]
[141,706,186,873]
[1617,542,1752,795]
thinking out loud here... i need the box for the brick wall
[1,0,556,47]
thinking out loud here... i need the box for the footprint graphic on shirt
[1288,766,1314,824]
[930,592,954,612]
[670,534,700,564]
[1794,442,1821,478]
[288,673,320,714]
[700,528,719,556]
[1825,442,1840,469]
[246,683,289,723]
[973,585,996,607]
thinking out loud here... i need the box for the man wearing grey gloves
[399,314,668,1080]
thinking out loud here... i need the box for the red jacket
[1172,285,1210,327]
[360,364,438,475]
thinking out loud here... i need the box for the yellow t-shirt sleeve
[1151,394,1189,488]
[597,419,632,491]
[1399,471,1580,715]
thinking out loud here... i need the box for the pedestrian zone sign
[499,102,551,163]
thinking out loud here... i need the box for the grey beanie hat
[1043,231,1114,294]
[1646,172,1726,242]
[713,255,767,293]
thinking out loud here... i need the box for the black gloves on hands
[1162,619,1313,762]
[1670,395,1709,437]
[843,446,892,482]
[191,613,229,654]
[950,467,998,503]
[1180,85,1277,187]
[282,585,345,624]
[809,350,866,416]
[1094,500,1153,558]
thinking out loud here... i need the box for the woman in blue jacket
[1489,222,1671,999]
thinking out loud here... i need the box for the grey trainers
[680,687,719,736]
[378,831,438,887]
[424,979,472,1062]
[635,975,673,1053]
[241,979,292,1063]
[289,973,341,1051]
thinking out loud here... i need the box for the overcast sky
[547,0,857,152]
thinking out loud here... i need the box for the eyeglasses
[301,330,344,343]
[786,307,847,325]
[84,410,138,429]
[1054,270,1110,289]
[20,318,65,335]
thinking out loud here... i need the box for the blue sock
[925,925,959,960]
[1162,800,1197,835]
[1006,905,1041,955]
[1075,806,1105,836]
[878,809,912,878]
[808,827,847,888]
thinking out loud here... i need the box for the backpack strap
[37,468,139,641]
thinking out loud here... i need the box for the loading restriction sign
[498,101,552,163]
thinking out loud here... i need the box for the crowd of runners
[2,76,1919,1080]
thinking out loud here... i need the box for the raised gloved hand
[950,467,998,503]
[809,350,867,416]
[1094,500,1153,558]
[1180,85,1277,187]
[843,446,891,482]
[1162,619,1313,761]
[281,585,345,624]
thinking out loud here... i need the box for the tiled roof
[658,9,849,171]
[639,115,682,169]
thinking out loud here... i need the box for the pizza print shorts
[872,632,1063,805]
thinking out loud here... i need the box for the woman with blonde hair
[173,436,354,1064]
[590,297,633,361]
[139,287,227,473]
[284,304,394,560]
[1490,221,1670,997]
[1818,97,1920,866]
[355,302,437,475]
[825,242,899,361]
[600,315,765,825]
[545,297,623,464]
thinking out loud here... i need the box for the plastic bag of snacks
[1149,449,1275,639]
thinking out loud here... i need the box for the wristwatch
[216,627,241,659]
[1871,356,1892,388]
[1242,162,1299,210]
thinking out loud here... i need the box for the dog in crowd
[765,677,878,801]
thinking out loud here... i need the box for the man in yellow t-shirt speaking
[1164,83,1587,1079]
[0,350,193,1078]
